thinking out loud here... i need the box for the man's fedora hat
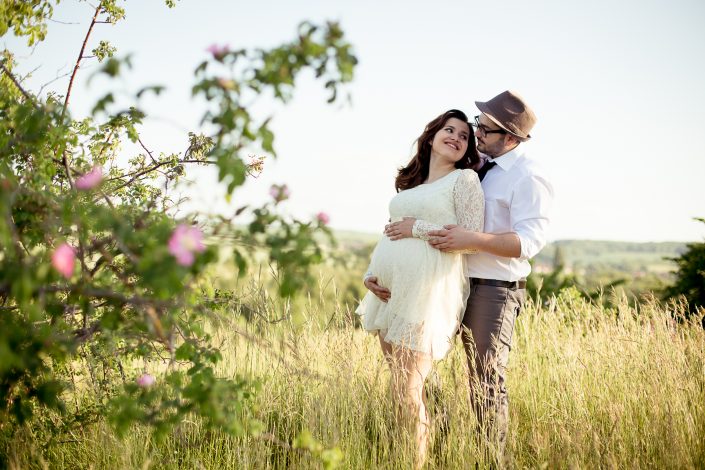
[475,90,536,141]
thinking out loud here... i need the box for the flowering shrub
[168,224,206,266]
[74,165,103,190]
[51,243,76,279]
[206,43,230,60]
[136,373,156,388]
[270,183,291,203]
[316,212,331,225]
[0,0,355,464]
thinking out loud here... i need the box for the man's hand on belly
[364,276,391,302]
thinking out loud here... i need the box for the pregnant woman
[356,109,484,467]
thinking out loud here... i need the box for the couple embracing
[356,91,553,467]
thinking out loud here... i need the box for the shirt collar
[486,147,523,171]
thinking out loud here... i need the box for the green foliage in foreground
[2,287,703,468]
[1,0,356,460]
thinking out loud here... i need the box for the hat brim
[475,101,531,141]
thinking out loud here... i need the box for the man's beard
[478,140,500,158]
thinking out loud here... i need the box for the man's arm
[427,227,521,257]
[429,172,552,258]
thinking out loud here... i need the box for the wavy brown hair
[394,109,479,192]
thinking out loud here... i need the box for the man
[382,90,553,457]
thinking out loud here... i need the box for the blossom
[52,243,76,279]
[316,212,330,225]
[247,155,266,176]
[136,373,156,388]
[269,184,290,203]
[168,224,206,266]
[216,77,236,90]
[75,165,103,190]
[206,43,229,60]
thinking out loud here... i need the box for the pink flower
[75,165,103,190]
[206,43,229,60]
[168,224,206,266]
[269,184,290,203]
[136,373,156,388]
[316,212,330,225]
[52,243,76,279]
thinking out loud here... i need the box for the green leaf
[233,248,248,277]
[91,93,114,115]
[136,85,165,98]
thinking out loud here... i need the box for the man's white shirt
[467,148,553,281]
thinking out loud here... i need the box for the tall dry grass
[6,286,705,469]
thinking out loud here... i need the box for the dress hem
[362,326,456,361]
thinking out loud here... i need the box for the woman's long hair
[395,109,479,192]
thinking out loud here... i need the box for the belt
[470,278,527,290]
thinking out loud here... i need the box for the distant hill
[332,229,382,248]
[533,240,685,275]
[333,231,686,278]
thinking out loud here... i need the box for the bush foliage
[663,218,705,320]
[0,0,356,462]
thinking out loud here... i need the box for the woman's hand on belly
[364,276,391,303]
[384,217,416,241]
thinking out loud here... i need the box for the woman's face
[430,117,470,163]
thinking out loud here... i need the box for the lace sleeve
[450,170,485,254]
[412,219,444,240]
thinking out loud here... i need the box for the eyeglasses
[473,115,507,137]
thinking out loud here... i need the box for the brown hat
[475,90,536,141]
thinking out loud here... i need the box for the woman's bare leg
[400,349,433,469]
[378,335,403,416]
[387,342,433,469]
[378,334,395,365]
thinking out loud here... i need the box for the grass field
[5,283,704,469]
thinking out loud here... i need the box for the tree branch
[106,159,216,193]
[37,69,72,97]
[74,321,102,343]
[42,285,174,309]
[62,4,102,119]
[0,63,40,109]
[138,136,158,165]
[49,18,80,25]
[59,3,102,188]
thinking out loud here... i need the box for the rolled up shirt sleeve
[511,174,554,260]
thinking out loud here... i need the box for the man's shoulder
[510,153,554,199]
[513,152,549,180]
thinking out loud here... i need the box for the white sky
[4,0,705,242]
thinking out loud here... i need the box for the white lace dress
[356,169,484,360]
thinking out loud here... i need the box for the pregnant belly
[369,237,437,288]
